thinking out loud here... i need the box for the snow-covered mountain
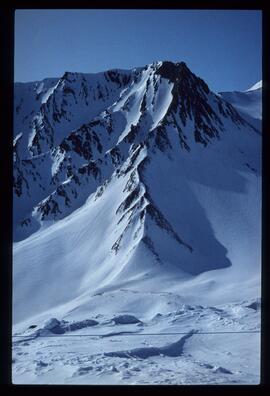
[246,80,262,92]
[13,61,261,384]
[219,80,262,131]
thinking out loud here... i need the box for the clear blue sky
[15,9,262,92]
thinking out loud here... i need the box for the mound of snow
[39,317,100,335]
[43,318,61,330]
[42,318,64,334]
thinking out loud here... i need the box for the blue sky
[15,9,262,92]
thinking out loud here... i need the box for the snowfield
[13,297,260,384]
[219,81,262,131]
[13,61,261,385]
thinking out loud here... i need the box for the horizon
[15,9,262,92]
[13,60,262,93]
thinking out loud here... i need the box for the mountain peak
[245,80,262,92]
[156,60,190,82]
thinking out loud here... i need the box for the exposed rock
[112,315,142,325]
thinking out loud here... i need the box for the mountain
[13,61,261,319]
[219,80,262,131]
[12,61,261,384]
[13,61,261,323]
[245,80,262,91]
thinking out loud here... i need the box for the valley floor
[12,290,260,385]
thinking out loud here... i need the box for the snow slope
[246,80,262,91]
[219,81,262,131]
[13,61,261,384]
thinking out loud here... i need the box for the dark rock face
[78,161,100,179]
[37,197,61,220]
[64,319,99,331]
[28,324,37,329]
[124,124,140,145]
[105,70,131,87]
[56,185,71,207]
[167,69,220,144]
[116,186,141,214]
[13,168,28,197]
[154,124,172,152]
[155,60,243,147]
[110,147,121,166]
[246,300,261,310]
[112,314,141,325]
[62,125,103,161]
[156,61,191,83]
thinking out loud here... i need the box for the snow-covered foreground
[12,296,260,384]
